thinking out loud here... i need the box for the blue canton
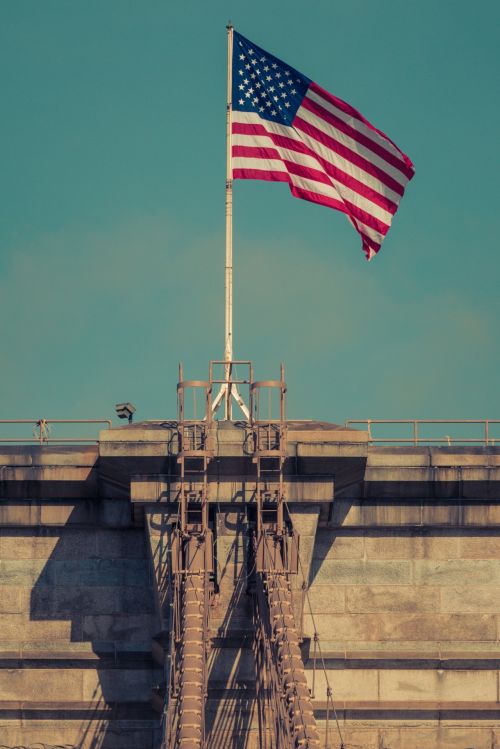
[232,31,311,126]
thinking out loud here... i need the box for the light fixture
[115,402,136,424]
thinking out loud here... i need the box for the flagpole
[224,22,234,419]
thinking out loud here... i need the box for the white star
[266,100,271,107]
[260,56,266,62]
[281,92,287,98]
[271,109,277,116]
[255,82,261,89]
[239,98,244,105]
[261,91,267,98]
[273,95,279,102]
[269,86,275,92]
[248,48,254,54]
[251,58,257,65]
[272,63,278,69]
[251,99,256,107]
[291,89,297,95]
[266,75,272,82]
[284,70,290,76]
[285,102,290,108]
[287,79,293,86]
[248,87,254,94]
[278,82,284,88]
[243,78,249,85]
[259,106,264,112]
[238,70,244,76]
[245,63,250,70]
[250,73,256,80]
[245,91,251,98]
[253,96,259,103]
[239,54,245,61]
[239,84,244,90]
[275,72,281,79]
[255,69,261,75]
[263,65,269,72]
[296,78,301,83]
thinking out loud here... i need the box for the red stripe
[289,183,348,216]
[264,132,398,214]
[294,115,406,197]
[232,121,269,137]
[233,126,398,213]
[233,144,281,160]
[302,96,414,180]
[309,82,415,174]
[233,168,289,183]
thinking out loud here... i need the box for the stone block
[0,559,54,586]
[379,668,497,701]
[0,502,40,525]
[301,586,345,613]
[82,668,154,701]
[346,585,440,613]
[381,727,495,749]
[216,510,247,536]
[459,534,500,558]
[314,531,364,559]
[0,613,77,641]
[414,559,500,586]
[207,647,255,686]
[81,614,153,641]
[312,559,411,585]
[28,585,153,617]
[441,585,500,613]
[0,529,99,560]
[302,612,496,642]
[288,505,321,536]
[0,720,160,749]
[53,559,149,586]
[306,667,378,701]
[0,667,84,701]
[421,503,463,525]
[0,586,21,613]
[364,533,460,559]
[96,528,146,558]
[40,501,93,525]
[361,501,423,526]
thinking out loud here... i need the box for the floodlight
[115,402,136,423]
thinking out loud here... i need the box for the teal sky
[1,0,499,435]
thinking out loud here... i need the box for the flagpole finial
[227,21,233,31]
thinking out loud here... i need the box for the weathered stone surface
[380,727,495,749]
[303,613,497,642]
[378,668,497,701]
[0,558,54,585]
[82,668,154,701]
[306,668,378,701]
[0,668,84,701]
[314,531,364,559]
[364,533,460,559]
[441,585,500,613]
[345,585,440,613]
[459,534,500,558]
[302,586,346,613]
[0,586,21,613]
[81,614,154,641]
[312,559,411,585]
[0,613,77,641]
[414,559,500,586]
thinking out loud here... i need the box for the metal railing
[0,419,112,444]
[345,419,500,446]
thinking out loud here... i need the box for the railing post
[414,420,418,446]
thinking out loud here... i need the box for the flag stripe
[306,85,410,165]
[233,145,393,228]
[294,114,406,195]
[309,82,415,172]
[302,94,414,180]
[232,117,402,211]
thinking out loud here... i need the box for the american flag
[232,31,415,260]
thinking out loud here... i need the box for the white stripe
[233,111,403,205]
[297,105,409,187]
[307,87,407,164]
[234,133,393,226]
[232,156,288,173]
